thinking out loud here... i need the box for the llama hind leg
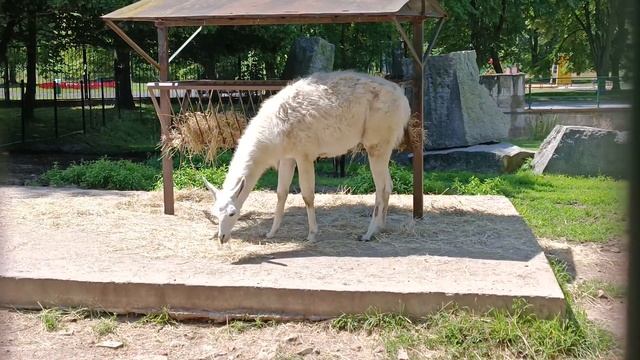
[361,151,392,241]
[296,158,318,241]
[266,158,296,238]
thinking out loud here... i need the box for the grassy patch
[92,315,118,337]
[38,158,159,190]
[138,306,176,326]
[331,308,412,334]
[330,300,613,359]
[39,307,64,332]
[228,317,275,333]
[575,280,627,300]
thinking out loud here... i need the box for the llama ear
[231,176,246,199]
[202,177,219,200]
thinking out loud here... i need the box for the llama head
[203,176,246,244]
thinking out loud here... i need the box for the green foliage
[575,280,627,299]
[39,158,159,191]
[423,300,612,359]
[92,315,118,337]
[39,307,63,332]
[139,306,176,326]
[331,308,412,333]
[228,317,275,333]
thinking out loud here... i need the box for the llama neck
[223,135,274,206]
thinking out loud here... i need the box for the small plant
[39,307,63,332]
[228,317,275,333]
[93,315,118,336]
[139,306,176,326]
[575,280,626,299]
[331,308,412,333]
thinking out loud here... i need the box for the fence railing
[525,76,631,109]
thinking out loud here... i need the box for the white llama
[203,71,411,244]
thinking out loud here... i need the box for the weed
[575,280,627,299]
[139,306,176,326]
[228,317,275,333]
[39,307,63,332]
[331,308,412,333]
[92,315,118,337]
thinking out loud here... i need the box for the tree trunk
[23,14,37,119]
[490,49,503,73]
[114,46,135,110]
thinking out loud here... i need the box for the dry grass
[162,111,248,162]
[3,186,523,266]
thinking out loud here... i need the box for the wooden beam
[392,18,422,69]
[411,19,425,219]
[158,25,175,215]
[105,20,160,70]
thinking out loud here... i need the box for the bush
[39,158,159,191]
[164,164,228,190]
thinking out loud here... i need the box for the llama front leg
[361,153,392,241]
[266,158,296,238]
[296,158,318,241]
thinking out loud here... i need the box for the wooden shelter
[102,0,447,218]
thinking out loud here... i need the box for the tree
[609,0,631,90]
[564,0,616,92]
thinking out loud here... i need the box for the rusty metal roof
[102,0,446,25]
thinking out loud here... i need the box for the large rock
[532,125,628,178]
[419,143,534,173]
[282,37,335,79]
[425,51,510,150]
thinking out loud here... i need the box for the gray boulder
[425,50,510,150]
[420,143,534,173]
[282,37,335,79]
[532,125,628,178]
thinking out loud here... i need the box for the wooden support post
[411,19,424,219]
[158,25,175,215]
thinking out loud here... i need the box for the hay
[162,111,248,162]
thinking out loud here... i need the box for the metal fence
[525,76,632,109]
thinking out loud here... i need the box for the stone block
[282,37,335,79]
[420,143,534,173]
[425,51,510,150]
[480,74,526,111]
[532,125,628,178]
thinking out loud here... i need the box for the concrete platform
[0,186,565,320]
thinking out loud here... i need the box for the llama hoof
[306,233,317,242]
[359,235,372,242]
[265,231,275,239]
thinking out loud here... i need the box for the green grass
[330,300,613,359]
[575,280,627,300]
[38,158,159,190]
[138,306,176,326]
[228,317,276,333]
[329,257,615,359]
[92,315,118,337]
[39,307,63,332]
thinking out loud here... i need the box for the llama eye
[228,210,237,217]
